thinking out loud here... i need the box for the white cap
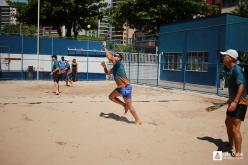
[220,49,238,60]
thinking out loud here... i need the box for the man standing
[59,56,67,81]
[50,55,61,95]
[71,58,78,82]
[101,43,141,125]
[65,59,71,86]
[221,49,247,157]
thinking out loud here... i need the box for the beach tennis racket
[206,102,228,112]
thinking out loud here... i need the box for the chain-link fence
[0,39,243,97]
[0,55,107,81]
[0,47,238,96]
[1,18,248,97]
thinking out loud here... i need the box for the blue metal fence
[0,51,230,96]
[0,34,103,55]
[1,14,248,97]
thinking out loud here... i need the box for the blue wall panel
[224,15,248,51]
[22,36,37,54]
[159,14,248,86]
[0,34,102,56]
[0,34,21,53]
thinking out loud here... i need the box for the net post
[137,52,139,84]
[183,31,187,90]
[36,0,40,80]
[128,52,131,81]
[216,62,220,95]
[86,39,89,81]
[156,46,159,87]
[21,32,24,80]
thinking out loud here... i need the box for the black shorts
[53,74,61,83]
[226,104,247,121]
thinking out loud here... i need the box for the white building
[0,0,17,30]
[9,7,17,25]
[110,0,135,45]
[0,0,10,30]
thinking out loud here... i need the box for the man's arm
[233,84,245,103]
[102,42,115,64]
[51,68,60,75]
[101,61,111,75]
[228,84,245,112]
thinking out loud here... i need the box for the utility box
[27,66,33,80]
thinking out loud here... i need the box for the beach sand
[0,81,247,165]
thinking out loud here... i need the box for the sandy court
[0,81,247,165]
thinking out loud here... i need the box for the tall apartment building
[0,0,10,30]
[78,0,111,38]
[81,0,134,44]
[110,0,123,44]
[97,16,110,37]
[9,7,17,25]
[0,0,17,30]
[96,0,112,38]
[110,0,134,45]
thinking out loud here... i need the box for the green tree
[2,24,36,35]
[9,0,107,38]
[233,0,248,17]
[109,0,218,33]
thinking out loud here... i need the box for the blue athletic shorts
[115,84,132,99]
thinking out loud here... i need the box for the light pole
[37,0,40,80]
[20,23,23,79]
[86,25,91,81]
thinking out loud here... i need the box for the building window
[187,52,208,72]
[163,53,182,71]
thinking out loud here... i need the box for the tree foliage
[108,0,218,33]
[233,0,248,17]
[2,24,36,35]
[8,0,107,38]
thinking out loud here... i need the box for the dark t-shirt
[225,64,247,99]
[112,60,129,87]
[112,60,127,81]
[52,60,59,71]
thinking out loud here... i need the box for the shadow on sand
[197,136,232,152]
[99,112,135,124]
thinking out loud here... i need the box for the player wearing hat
[221,49,247,157]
